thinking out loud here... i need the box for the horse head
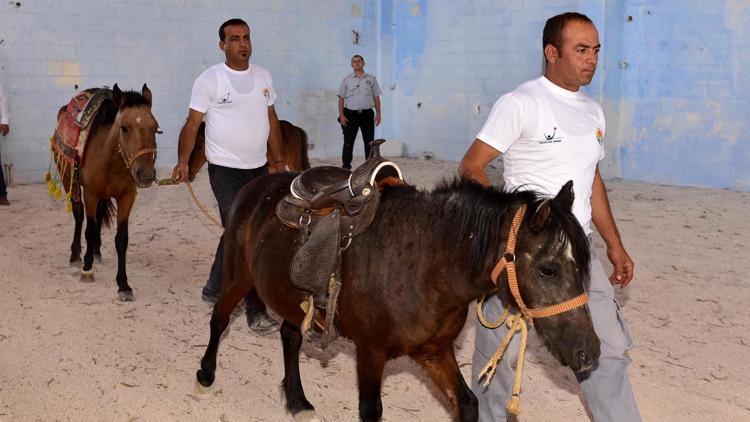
[508,181,600,372]
[112,83,159,188]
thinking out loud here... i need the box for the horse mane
[89,87,150,137]
[430,178,591,284]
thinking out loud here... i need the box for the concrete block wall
[1,0,748,191]
[0,0,379,183]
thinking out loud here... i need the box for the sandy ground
[1,156,749,422]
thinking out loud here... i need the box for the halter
[476,203,590,415]
[118,143,157,169]
[489,203,589,319]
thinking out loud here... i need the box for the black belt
[344,108,370,114]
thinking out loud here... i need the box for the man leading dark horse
[459,12,641,421]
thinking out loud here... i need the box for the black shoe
[246,310,280,336]
[0,197,9,206]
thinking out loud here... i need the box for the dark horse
[196,174,599,421]
[54,84,159,301]
[186,120,310,182]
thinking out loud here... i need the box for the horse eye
[538,266,556,279]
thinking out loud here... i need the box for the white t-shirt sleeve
[189,69,216,113]
[476,92,524,153]
[263,69,277,107]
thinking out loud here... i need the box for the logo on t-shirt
[217,92,233,104]
[596,128,604,145]
[540,127,562,144]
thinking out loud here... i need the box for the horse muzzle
[133,166,156,188]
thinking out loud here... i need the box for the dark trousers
[0,151,6,197]
[341,108,374,169]
[205,162,268,313]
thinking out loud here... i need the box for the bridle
[116,121,159,170]
[489,203,589,320]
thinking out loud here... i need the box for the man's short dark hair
[351,55,364,62]
[542,12,593,62]
[219,18,249,42]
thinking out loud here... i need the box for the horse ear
[141,83,152,106]
[553,180,575,211]
[112,83,124,109]
[530,199,551,232]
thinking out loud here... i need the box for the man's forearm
[177,122,199,165]
[591,169,623,249]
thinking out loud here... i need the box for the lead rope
[157,177,222,229]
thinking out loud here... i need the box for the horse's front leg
[411,348,478,422]
[280,321,317,420]
[69,196,84,271]
[80,191,99,282]
[356,346,387,422]
[114,192,135,301]
[196,236,253,389]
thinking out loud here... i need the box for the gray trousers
[472,247,642,422]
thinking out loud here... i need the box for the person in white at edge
[172,18,283,336]
[459,12,641,422]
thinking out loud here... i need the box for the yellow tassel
[507,395,521,415]
[53,186,62,201]
[65,200,72,212]
[45,172,51,183]
[48,182,55,195]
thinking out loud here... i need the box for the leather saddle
[275,139,403,349]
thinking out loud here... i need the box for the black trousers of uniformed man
[340,107,374,169]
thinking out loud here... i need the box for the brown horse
[54,84,159,301]
[196,173,599,421]
[186,120,309,182]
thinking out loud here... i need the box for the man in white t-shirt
[0,81,10,206]
[459,13,641,421]
[172,18,283,335]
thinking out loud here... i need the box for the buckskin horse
[53,84,159,302]
[196,173,599,421]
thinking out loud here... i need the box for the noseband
[489,203,589,319]
[117,131,157,170]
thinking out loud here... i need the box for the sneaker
[246,310,280,336]
[201,289,219,304]
[0,197,9,206]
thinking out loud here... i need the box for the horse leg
[280,321,317,420]
[80,191,99,282]
[93,200,108,263]
[356,347,387,422]
[114,193,135,301]
[69,197,84,271]
[196,236,253,388]
[410,348,478,422]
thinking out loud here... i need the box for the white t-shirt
[476,76,605,234]
[189,63,277,169]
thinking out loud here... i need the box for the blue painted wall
[385,0,749,190]
[1,0,747,190]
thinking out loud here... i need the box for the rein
[156,177,223,229]
[476,203,589,415]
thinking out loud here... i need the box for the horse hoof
[196,369,215,388]
[194,377,213,395]
[80,270,94,282]
[293,410,321,422]
[118,290,134,302]
[94,254,102,264]
[69,261,82,274]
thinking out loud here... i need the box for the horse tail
[96,198,115,229]
[297,126,311,170]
